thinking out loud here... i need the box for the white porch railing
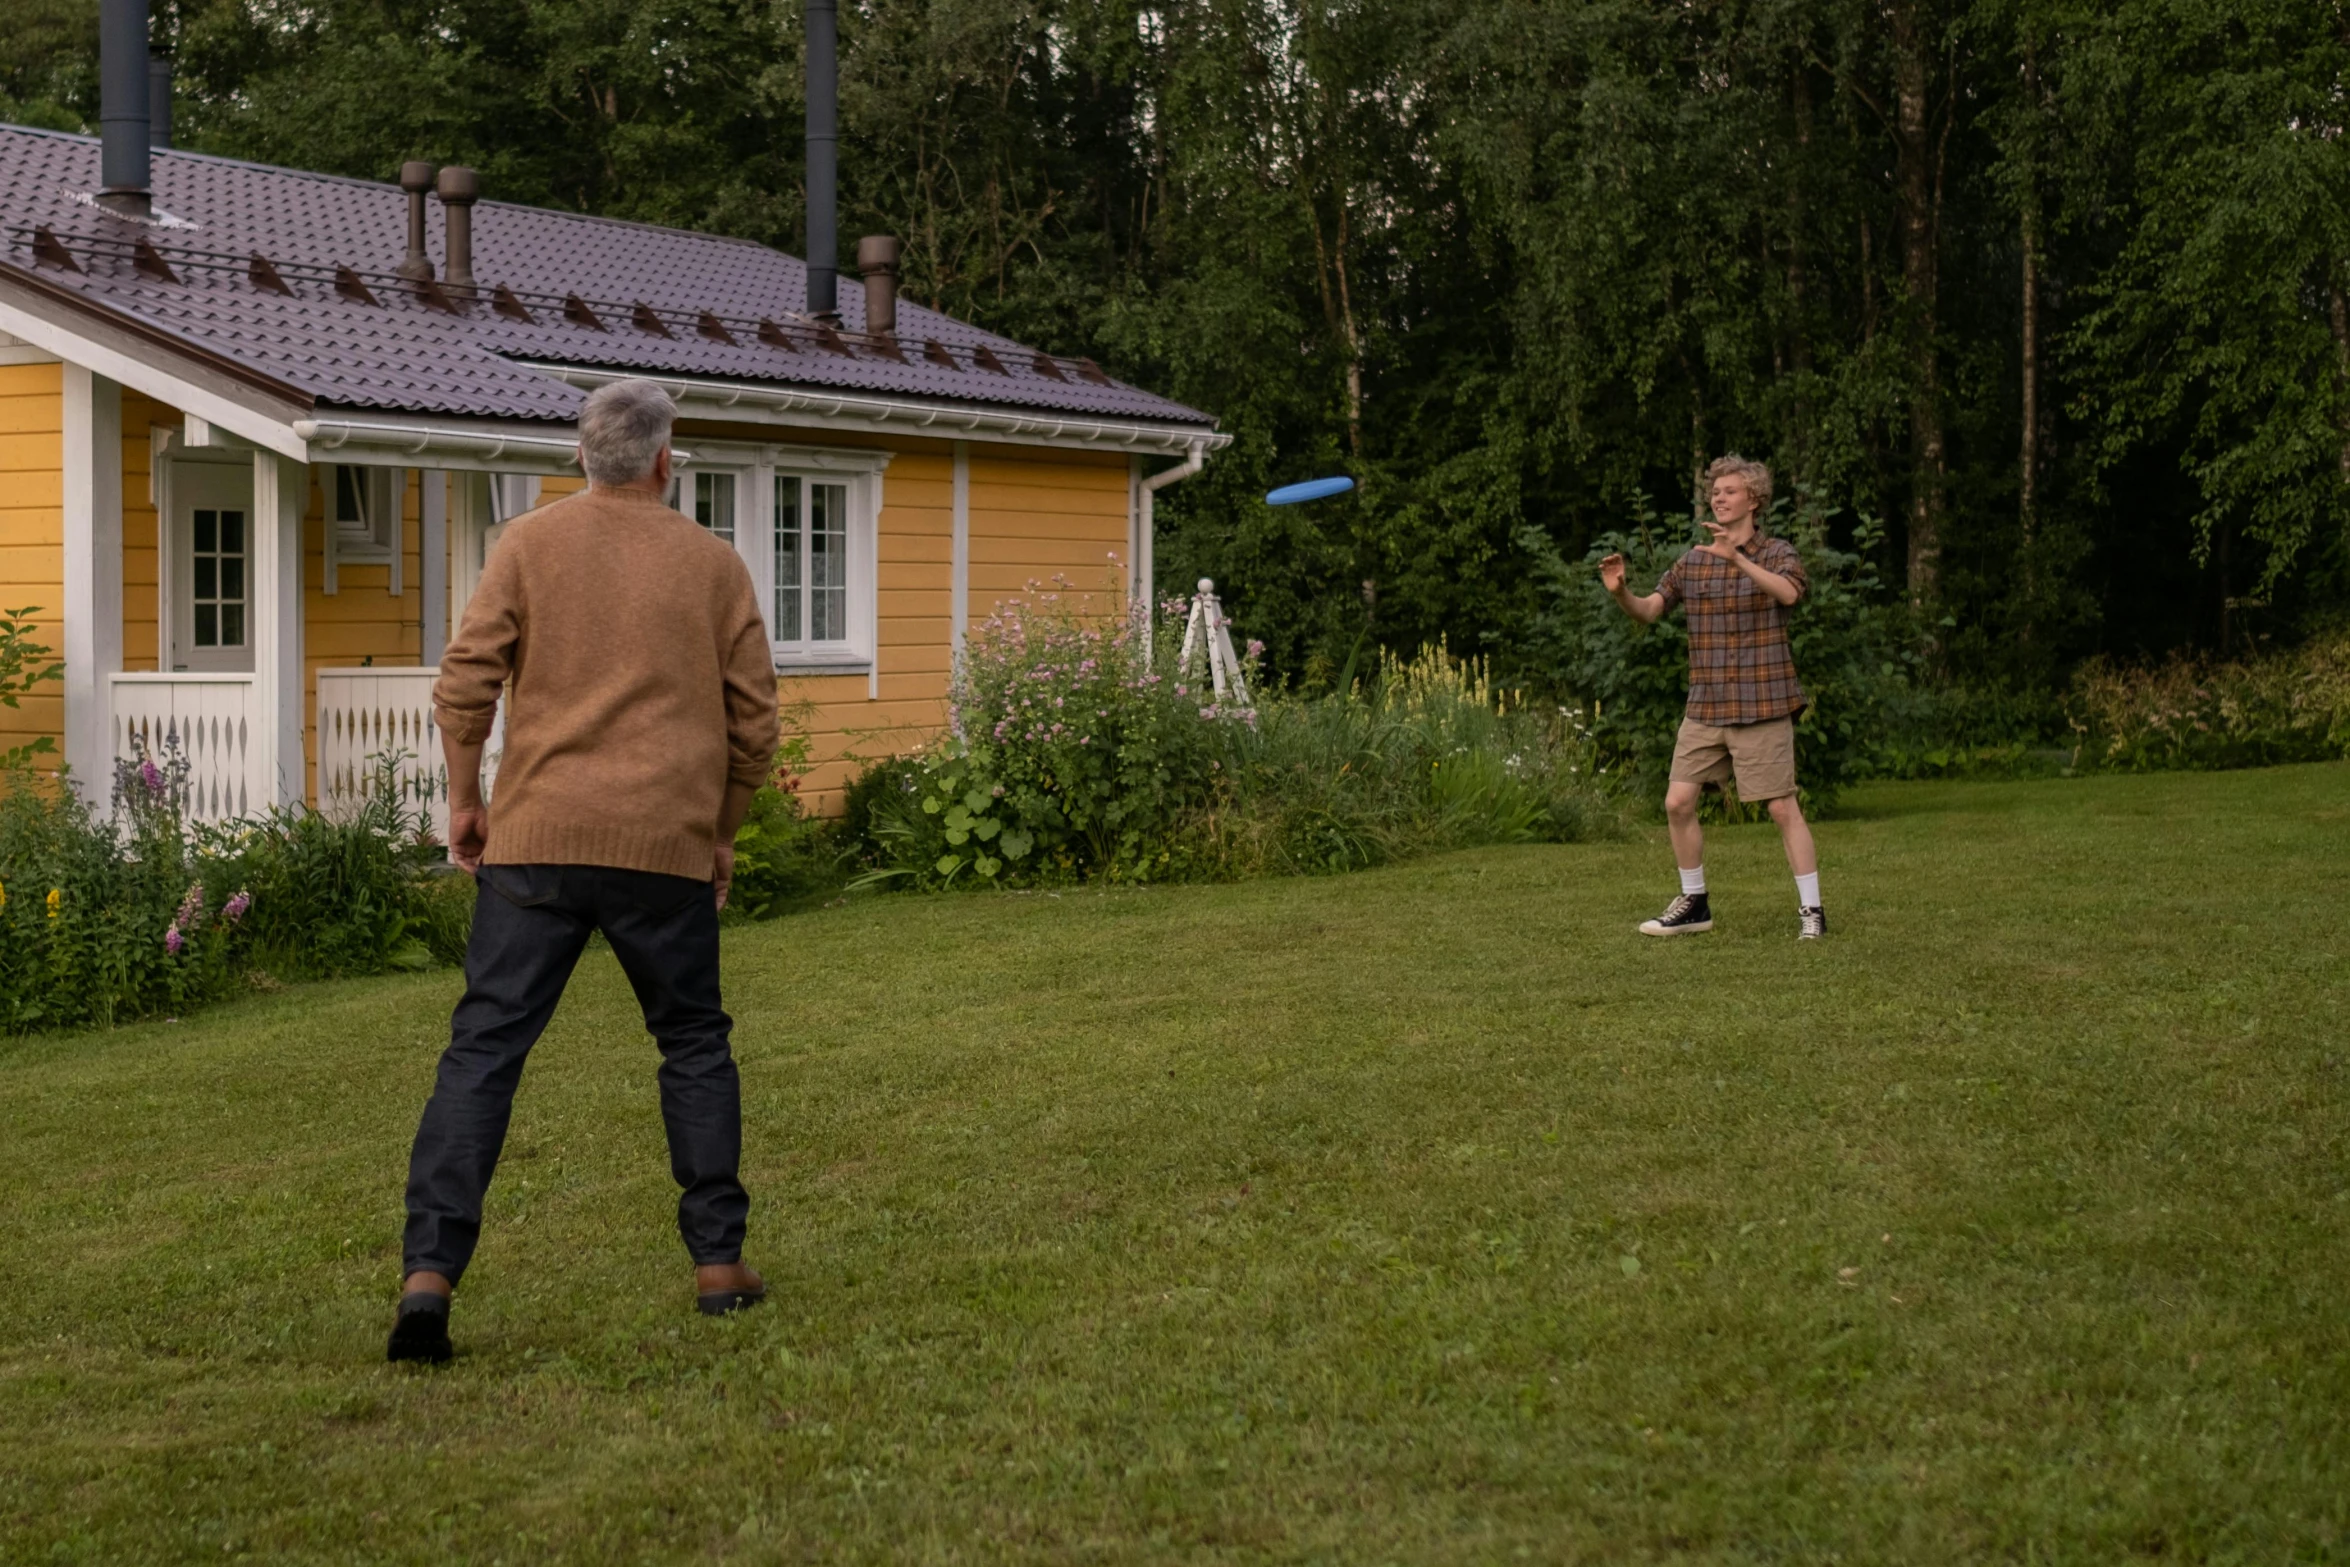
[109,673,269,823]
[316,667,447,838]
[315,667,503,844]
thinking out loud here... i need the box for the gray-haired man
[389,379,780,1363]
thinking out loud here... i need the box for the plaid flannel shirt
[1655,534,1810,725]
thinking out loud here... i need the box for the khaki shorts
[1669,716,1798,802]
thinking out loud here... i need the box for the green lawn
[4,768,2347,1564]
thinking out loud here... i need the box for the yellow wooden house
[0,122,1223,823]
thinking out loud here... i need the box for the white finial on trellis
[1177,578,1251,706]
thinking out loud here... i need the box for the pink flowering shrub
[862,584,1247,884]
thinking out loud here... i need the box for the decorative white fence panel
[109,673,269,824]
[316,667,446,837]
[314,667,503,844]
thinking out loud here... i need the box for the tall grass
[1185,644,1627,876]
[2066,627,2350,772]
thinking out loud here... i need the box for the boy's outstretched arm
[1599,554,1667,624]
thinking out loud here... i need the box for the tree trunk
[1892,0,1945,606]
[1786,59,1815,488]
[2330,273,2350,485]
[2020,203,2040,544]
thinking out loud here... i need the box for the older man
[389,379,780,1364]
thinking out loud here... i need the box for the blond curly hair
[1704,454,1773,520]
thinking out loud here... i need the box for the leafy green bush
[202,755,441,980]
[1524,506,1923,812]
[726,718,846,919]
[0,749,245,1033]
[2066,628,2350,772]
[1185,644,1623,877]
[849,591,1626,889]
[857,587,1236,888]
[0,604,63,771]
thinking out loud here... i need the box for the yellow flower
[0,881,7,912]
[45,887,60,919]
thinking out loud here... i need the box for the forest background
[7,0,2348,708]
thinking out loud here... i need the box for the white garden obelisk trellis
[1177,578,1251,706]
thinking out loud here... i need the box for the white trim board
[523,362,1229,457]
[0,281,311,460]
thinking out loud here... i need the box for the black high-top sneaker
[1638,892,1713,937]
[1798,905,1828,940]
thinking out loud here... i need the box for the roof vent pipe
[397,162,436,282]
[97,0,151,217]
[804,0,840,322]
[147,55,172,149]
[857,235,901,339]
[436,165,479,294]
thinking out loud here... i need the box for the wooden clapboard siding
[785,443,954,810]
[966,447,1129,614]
[119,389,172,672]
[0,361,63,761]
[301,467,424,802]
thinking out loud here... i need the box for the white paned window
[694,471,737,542]
[330,464,396,558]
[669,444,887,674]
[775,474,851,647]
[191,504,248,649]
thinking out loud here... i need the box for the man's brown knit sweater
[433,485,780,880]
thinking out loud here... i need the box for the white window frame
[669,441,890,679]
[321,464,404,596]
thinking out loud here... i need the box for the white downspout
[1136,441,1207,641]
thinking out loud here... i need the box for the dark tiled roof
[0,124,1215,431]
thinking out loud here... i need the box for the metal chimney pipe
[97,0,151,217]
[857,235,901,339]
[397,162,436,281]
[147,55,172,149]
[805,0,839,321]
[436,165,479,294]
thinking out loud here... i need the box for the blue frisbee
[1265,475,1355,505]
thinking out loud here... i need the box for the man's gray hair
[577,379,677,485]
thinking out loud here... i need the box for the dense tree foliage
[10,0,2350,688]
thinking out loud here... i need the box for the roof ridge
[0,121,776,251]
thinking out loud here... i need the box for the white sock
[1679,865,1706,896]
[1795,872,1821,909]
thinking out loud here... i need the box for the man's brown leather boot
[695,1262,765,1316]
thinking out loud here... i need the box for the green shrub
[203,755,441,980]
[0,604,63,771]
[1184,644,1623,877]
[1525,505,1923,812]
[0,748,243,1033]
[726,719,846,919]
[849,605,1626,888]
[2066,628,2350,771]
[857,586,1236,888]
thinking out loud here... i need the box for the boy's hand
[1598,554,1628,594]
[1697,522,1741,562]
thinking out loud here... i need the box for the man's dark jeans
[402,863,748,1284]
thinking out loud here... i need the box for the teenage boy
[1598,455,1826,939]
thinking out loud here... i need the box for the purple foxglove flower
[223,891,251,923]
[164,926,183,956]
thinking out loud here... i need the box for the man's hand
[712,844,735,911]
[1598,553,1628,595]
[446,805,488,874]
[1698,521,1742,562]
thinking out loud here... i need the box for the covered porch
[61,374,564,833]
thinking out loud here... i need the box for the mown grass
[3,767,2347,1564]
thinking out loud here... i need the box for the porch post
[251,452,306,805]
[420,468,447,664]
[61,365,123,797]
